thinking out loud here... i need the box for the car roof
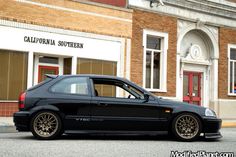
[56,74,127,81]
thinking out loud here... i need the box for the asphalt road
[0,128,235,157]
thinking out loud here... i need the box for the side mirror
[143,93,149,102]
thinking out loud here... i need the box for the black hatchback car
[14,74,222,141]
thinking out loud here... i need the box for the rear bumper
[13,111,30,131]
[202,117,222,139]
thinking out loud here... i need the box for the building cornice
[128,0,236,28]
[164,0,236,20]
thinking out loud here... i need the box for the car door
[89,78,166,131]
[49,76,92,130]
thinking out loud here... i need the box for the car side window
[51,77,89,95]
[93,79,144,99]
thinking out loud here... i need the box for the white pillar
[176,53,182,101]
[27,51,34,89]
[210,58,218,102]
[71,56,77,75]
[126,38,131,80]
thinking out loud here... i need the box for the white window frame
[143,29,168,92]
[228,44,236,96]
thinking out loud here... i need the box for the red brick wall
[219,27,236,99]
[131,9,177,97]
[89,0,126,7]
[0,102,18,117]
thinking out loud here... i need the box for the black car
[14,74,222,141]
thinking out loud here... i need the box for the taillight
[18,92,26,109]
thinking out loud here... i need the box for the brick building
[0,0,236,125]
[128,0,236,125]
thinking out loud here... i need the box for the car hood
[156,98,206,116]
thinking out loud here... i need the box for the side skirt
[64,130,168,136]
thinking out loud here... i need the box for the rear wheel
[30,111,62,140]
[172,113,202,141]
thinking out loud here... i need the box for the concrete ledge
[0,126,16,133]
[0,117,16,133]
[222,121,236,128]
[0,117,14,127]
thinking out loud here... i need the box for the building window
[77,58,117,76]
[77,58,117,96]
[0,50,28,100]
[228,45,236,95]
[143,30,168,92]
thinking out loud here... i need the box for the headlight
[205,108,216,117]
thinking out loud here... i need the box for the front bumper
[202,117,222,139]
[13,111,30,131]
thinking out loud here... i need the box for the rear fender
[29,105,65,119]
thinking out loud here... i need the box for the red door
[183,72,202,106]
[38,65,59,83]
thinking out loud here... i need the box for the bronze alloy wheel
[172,113,202,141]
[31,111,62,140]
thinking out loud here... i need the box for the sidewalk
[0,117,16,133]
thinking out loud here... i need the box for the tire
[171,113,202,141]
[30,111,62,140]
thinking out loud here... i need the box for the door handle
[97,103,108,107]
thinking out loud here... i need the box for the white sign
[0,25,121,62]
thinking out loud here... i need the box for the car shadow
[59,134,172,141]
[56,134,222,142]
[13,132,222,142]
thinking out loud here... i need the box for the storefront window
[0,50,28,100]
[143,30,168,92]
[77,58,117,96]
[229,47,236,94]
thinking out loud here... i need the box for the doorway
[183,71,202,106]
[38,65,59,82]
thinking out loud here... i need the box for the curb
[222,122,236,128]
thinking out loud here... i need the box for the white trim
[181,59,212,65]
[71,56,77,75]
[142,29,168,92]
[146,89,167,93]
[218,99,236,102]
[0,100,18,103]
[34,54,62,85]
[15,0,132,23]
[120,38,126,78]
[159,96,179,100]
[59,58,64,75]
[27,51,34,88]
[228,44,236,96]
[126,39,131,80]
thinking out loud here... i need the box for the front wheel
[172,113,202,141]
[30,111,62,140]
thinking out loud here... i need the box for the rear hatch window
[27,76,56,91]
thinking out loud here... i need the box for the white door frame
[34,54,64,85]
[181,63,210,107]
